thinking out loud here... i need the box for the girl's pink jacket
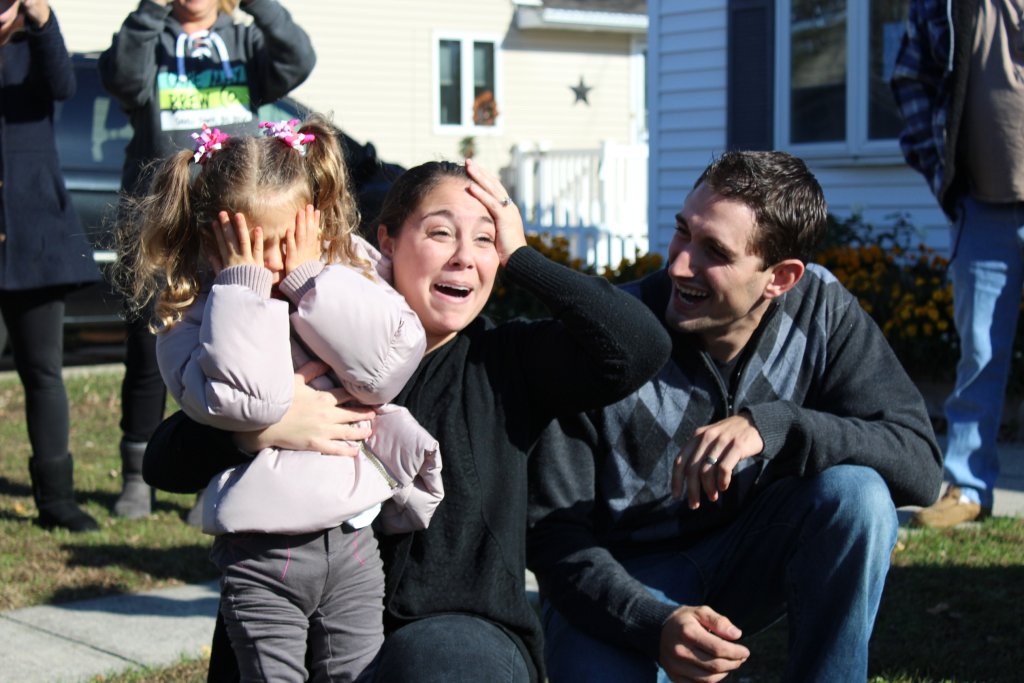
[156,236,443,536]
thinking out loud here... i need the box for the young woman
[143,158,672,682]
[0,0,101,532]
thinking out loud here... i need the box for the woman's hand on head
[465,158,527,267]
[232,361,375,457]
[208,211,262,275]
[284,204,322,277]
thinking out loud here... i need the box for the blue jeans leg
[542,466,897,683]
[945,197,1024,507]
[374,614,530,683]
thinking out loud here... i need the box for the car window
[55,61,132,173]
[258,99,307,123]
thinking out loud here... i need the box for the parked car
[0,52,404,361]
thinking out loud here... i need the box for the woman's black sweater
[144,246,672,680]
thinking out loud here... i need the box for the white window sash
[774,0,904,162]
[433,31,504,136]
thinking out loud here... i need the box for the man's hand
[672,412,763,510]
[659,605,749,682]
[233,361,375,456]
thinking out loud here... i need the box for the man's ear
[763,259,805,300]
[377,225,393,257]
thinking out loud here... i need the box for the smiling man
[527,151,944,682]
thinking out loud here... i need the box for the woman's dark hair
[376,161,469,238]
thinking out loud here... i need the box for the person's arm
[239,0,316,104]
[280,261,426,406]
[743,286,943,507]
[143,367,377,493]
[464,158,672,420]
[890,1,946,197]
[527,414,676,658]
[143,411,245,493]
[502,247,672,416]
[21,2,75,102]
[157,266,295,431]
[98,0,168,110]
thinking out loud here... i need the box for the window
[775,0,908,157]
[434,34,501,132]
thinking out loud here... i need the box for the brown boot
[910,486,990,528]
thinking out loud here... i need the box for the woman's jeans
[0,287,69,459]
[542,465,898,683]
[120,312,166,443]
[944,196,1024,507]
[374,614,531,683]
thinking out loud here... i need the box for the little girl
[116,116,443,683]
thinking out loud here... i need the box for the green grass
[2,367,1023,682]
[738,518,1024,682]
[88,656,209,683]
[0,367,216,611]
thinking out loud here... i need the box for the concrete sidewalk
[1,447,1021,683]
[0,581,219,683]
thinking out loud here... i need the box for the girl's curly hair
[114,114,361,331]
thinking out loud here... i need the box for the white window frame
[432,31,504,136]
[773,0,904,163]
[630,37,648,144]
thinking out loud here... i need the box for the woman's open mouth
[434,283,471,298]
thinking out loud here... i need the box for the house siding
[648,0,728,257]
[55,0,641,178]
[648,0,951,259]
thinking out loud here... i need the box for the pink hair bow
[191,124,230,164]
[260,119,316,154]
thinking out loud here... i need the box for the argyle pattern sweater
[527,264,943,659]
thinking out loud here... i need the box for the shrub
[813,214,959,383]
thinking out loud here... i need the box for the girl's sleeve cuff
[279,260,325,303]
[215,265,274,298]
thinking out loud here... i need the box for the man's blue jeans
[542,465,898,683]
[945,196,1024,507]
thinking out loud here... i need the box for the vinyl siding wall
[54,0,640,176]
[649,0,951,259]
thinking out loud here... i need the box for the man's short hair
[695,151,827,266]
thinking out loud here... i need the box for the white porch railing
[508,140,648,270]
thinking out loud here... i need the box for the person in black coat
[0,0,102,532]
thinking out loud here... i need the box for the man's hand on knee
[659,605,749,683]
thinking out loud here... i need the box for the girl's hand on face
[208,210,262,275]
[284,204,322,277]
[465,158,527,267]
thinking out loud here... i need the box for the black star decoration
[570,76,592,105]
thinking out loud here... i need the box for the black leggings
[120,312,167,443]
[0,287,69,460]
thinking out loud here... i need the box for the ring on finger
[705,455,719,466]
[500,196,512,207]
